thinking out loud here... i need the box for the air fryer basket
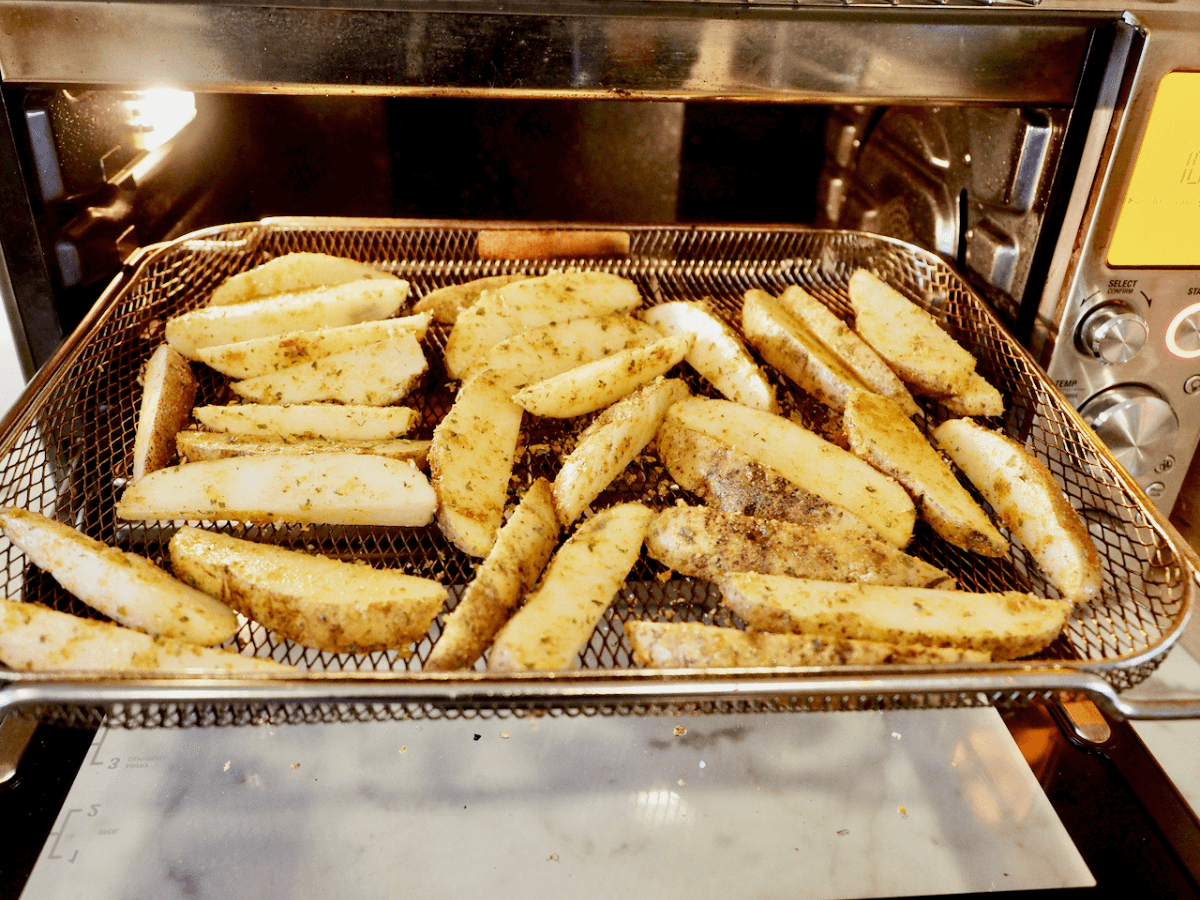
[0,218,1194,727]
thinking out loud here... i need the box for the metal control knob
[1076,302,1148,365]
[1078,385,1178,478]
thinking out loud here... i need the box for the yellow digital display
[1108,71,1200,268]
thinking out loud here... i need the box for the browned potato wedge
[428,370,525,557]
[625,620,990,668]
[940,371,1005,417]
[553,377,690,525]
[169,527,446,656]
[116,453,437,527]
[192,404,419,442]
[209,252,399,306]
[718,573,1074,661]
[0,507,239,646]
[932,418,1103,604]
[195,313,431,379]
[645,505,954,589]
[132,344,196,482]
[488,502,653,672]
[425,479,560,671]
[412,273,531,324]
[848,268,976,397]
[843,389,1007,557]
[0,602,294,673]
[176,431,430,466]
[166,278,409,359]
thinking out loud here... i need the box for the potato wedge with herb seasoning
[228,333,426,406]
[412,273,531,324]
[425,479,560,671]
[176,431,430,466]
[193,403,418,442]
[169,527,446,656]
[488,502,653,672]
[625,620,990,669]
[116,453,437,527]
[940,371,1005,417]
[132,344,196,482]
[932,418,1103,604]
[0,602,294,673]
[718,574,1073,660]
[166,278,410,360]
[0,507,239,646]
[209,252,399,306]
[195,313,431,379]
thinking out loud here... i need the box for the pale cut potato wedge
[848,268,976,397]
[645,505,954,589]
[425,479,560,671]
[209,252,399,306]
[843,390,1007,557]
[429,370,525,557]
[195,313,431,379]
[168,526,446,656]
[176,431,430,466]
[743,288,874,413]
[718,574,1074,661]
[116,453,436,527]
[512,333,692,418]
[640,300,778,413]
[625,620,991,669]
[664,396,916,548]
[553,377,691,525]
[655,420,885,544]
[193,403,418,442]
[932,418,1103,604]
[940,371,1005,417]
[488,502,653,672]
[132,344,196,482]
[0,602,294,673]
[0,507,239,646]
[775,285,919,416]
[443,271,642,379]
[229,333,426,406]
[412,273,531,323]
[165,278,409,360]
[464,313,660,389]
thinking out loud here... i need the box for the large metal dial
[1078,385,1178,477]
[1075,302,1148,365]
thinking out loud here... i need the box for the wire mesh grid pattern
[0,220,1190,728]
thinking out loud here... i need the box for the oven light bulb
[125,89,196,152]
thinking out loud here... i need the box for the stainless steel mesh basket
[0,218,1195,727]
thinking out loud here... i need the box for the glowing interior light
[125,89,196,152]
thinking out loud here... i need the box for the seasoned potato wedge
[488,502,653,672]
[848,268,976,397]
[176,431,430,466]
[443,271,642,378]
[645,505,954,589]
[940,371,1005,417]
[664,396,916,547]
[844,390,1007,557]
[412,273,531,324]
[625,620,990,668]
[428,370,525,557]
[775,285,919,416]
[0,507,239,646]
[116,453,437,527]
[932,418,1103,603]
[195,313,431,379]
[229,333,426,406]
[209,252,399,306]
[718,573,1074,660]
[513,333,692,419]
[132,344,196,482]
[553,377,691,525]
[0,602,294,673]
[425,479,560,671]
[193,403,418,442]
[641,300,778,413]
[168,527,446,656]
[165,278,409,359]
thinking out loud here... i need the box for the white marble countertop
[19,706,1093,899]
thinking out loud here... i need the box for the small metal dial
[1076,302,1148,365]
[1078,385,1178,478]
